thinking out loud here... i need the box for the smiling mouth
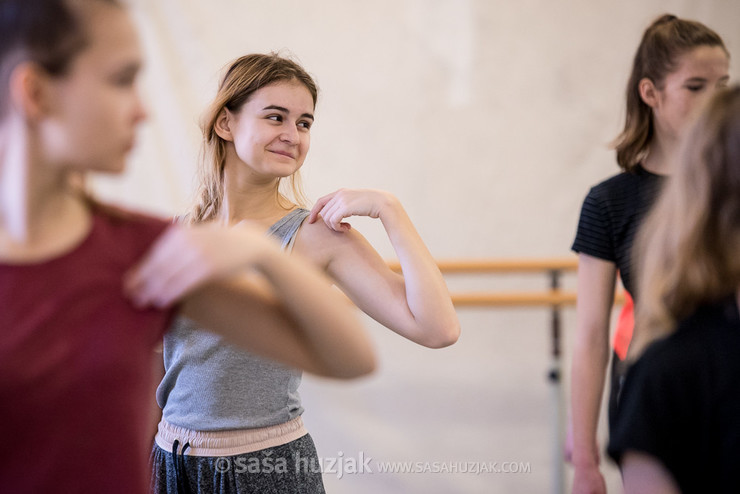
[269,150,295,159]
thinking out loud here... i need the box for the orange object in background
[613,291,634,360]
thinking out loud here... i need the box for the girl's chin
[255,164,302,178]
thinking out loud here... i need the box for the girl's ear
[8,62,51,121]
[214,109,234,142]
[638,77,660,109]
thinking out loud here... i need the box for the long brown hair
[631,86,740,358]
[613,14,727,172]
[187,53,318,224]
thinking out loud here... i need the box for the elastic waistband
[155,417,307,457]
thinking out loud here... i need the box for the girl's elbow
[421,323,461,349]
[331,350,377,379]
[354,351,377,377]
[436,327,461,348]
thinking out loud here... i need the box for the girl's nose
[280,125,298,143]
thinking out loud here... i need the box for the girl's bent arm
[126,223,375,379]
[305,189,460,348]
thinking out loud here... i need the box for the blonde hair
[613,14,727,172]
[187,53,318,224]
[631,86,740,358]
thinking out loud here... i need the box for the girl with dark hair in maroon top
[0,1,374,492]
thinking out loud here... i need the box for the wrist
[377,192,403,222]
[571,451,600,468]
[572,459,600,469]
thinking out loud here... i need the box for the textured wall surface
[96,1,740,492]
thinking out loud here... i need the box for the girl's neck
[219,163,295,228]
[641,133,678,177]
[0,126,91,262]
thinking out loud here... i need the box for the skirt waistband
[154,417,307,457]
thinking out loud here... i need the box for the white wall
[98,1,740,492]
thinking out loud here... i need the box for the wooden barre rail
[386,257,579,273]
[386,257,625,307]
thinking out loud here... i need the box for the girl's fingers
[125,227,206,307]
[124,227,182,296]
[308,193,335,223]
[322,202,345,231]
[307,205,321,224]
[327,199,359,232]
[126,223,276,308]
[146,261,208,308]
[310,189,381,226]
[127,253,185,307]
[135,249,210,308]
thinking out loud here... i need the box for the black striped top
[571,165,665,297]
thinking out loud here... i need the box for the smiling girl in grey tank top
[150,209,327,494]
[156,209,309,431]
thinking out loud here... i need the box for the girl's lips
[269,149,295,159]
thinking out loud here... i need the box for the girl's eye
[112,72,137,88]
[298,120,312,130]
[110,63,140,88]
[267,114,283,122]
[686,85,704,92]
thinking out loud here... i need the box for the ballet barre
[386,257,625,306]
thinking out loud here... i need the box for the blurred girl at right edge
[608,85,740,494]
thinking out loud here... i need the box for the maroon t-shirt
[0,206,175,494]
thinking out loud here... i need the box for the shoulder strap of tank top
[267,208,310,252]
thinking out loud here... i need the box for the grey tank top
[157,208,310,430]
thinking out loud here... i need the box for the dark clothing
[608,297,740,493]
[150,434,326,494]
[571,165,665,428]
[571,164,664,298]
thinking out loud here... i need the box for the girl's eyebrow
[684,75,730,84]
[262,105,314,121]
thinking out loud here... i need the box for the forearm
[570,327,610,466]
[570,254,617,467]
[378,195,459,347]
[254,248,376,378]
[183,249,375,379]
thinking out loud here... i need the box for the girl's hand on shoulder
[123,222,279,309]
[308,188,397,232]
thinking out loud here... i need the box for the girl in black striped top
[568,14,729,494]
